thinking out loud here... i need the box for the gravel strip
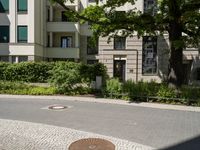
[0,119,153,150]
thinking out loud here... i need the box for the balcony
[46,47,80,59]
[64,0,79,6]
[183,48,199,60]
[47,22,79,32]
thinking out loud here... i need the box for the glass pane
[18,26,27,43]
[0,0,9,12]
[18,0,27,11]
[0,56,9,62]
[0,26,9,43]
[114,37,126,49]
[142,36,157,75]
[19,56,28,62]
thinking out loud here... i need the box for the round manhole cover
[48,105,68,110]
[69,138,115,150]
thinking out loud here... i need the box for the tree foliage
[51,0,200,87]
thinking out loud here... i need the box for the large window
[87,36,98,55]
[142,36,157,75]
[114,37,126,50]
[0,0,9,12]
[0,26,9,43]
[17,26,28,43]
[17,0,27,13]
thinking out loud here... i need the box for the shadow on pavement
[162,135,200,150]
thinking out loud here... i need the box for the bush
[48,62,82,94]
[0,62,10,80]
[0,62,54,83]
[80,63,108,83]
[104,78,122,98]
[157,85,177,98]
[122,80,159,100]
[49,62,108,95]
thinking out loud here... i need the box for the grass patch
[0,81,56,95]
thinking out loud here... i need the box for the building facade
[0,0,199,83]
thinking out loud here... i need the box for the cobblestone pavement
[0,119,153,150]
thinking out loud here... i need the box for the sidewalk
[0,119,153,150]
[0,94,200,112]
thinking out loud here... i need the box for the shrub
[157,85,177,98]
[0,62,54,82]
[0,62,10,80]
[104,78,122,98]
[48,62,84,94]
[80,63,108,83]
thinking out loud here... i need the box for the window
[87,37,98,55]
[17,0,27,13]
[142,36,157,75]
[114,37,126,50]
[144,0,156,15]
[61,36,72,48]
[17,26,28,43]
[0,26,9,43]
[12,56,17,63]
[0,56,9,62]
[87,60,99,64]
[0,0,9,12]
[61,11,77,22]
[195,68,200,81]
[18,56,28,62]
[62,11,68,22]
[47,8,50,21]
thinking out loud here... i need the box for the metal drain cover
[48,105,68,110]
[69,138,115,150]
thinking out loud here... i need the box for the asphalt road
[0,97,200,149]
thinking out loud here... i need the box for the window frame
[0,0,9,13]
[142,36,158,75]
[114,37,126,50]
[17,26,28,43]
[17,0,27,13]
[87,36,98,55]
[0,25,9,43]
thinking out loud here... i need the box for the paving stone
[0,119,153,150]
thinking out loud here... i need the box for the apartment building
[0,0,199,84]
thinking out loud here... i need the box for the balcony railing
[46,47,80,59]
[47,22,79,32]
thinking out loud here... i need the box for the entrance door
[114,60,126,82]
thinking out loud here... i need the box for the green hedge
[0,62,108,84]
[48,62,107,94]
[0,62,54,82]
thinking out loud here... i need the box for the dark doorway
[114,60,126,82]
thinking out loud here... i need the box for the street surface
[0,95,200,149]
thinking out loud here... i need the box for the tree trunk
[168,43,183,88]
[168,22,183,88]
[167,0,184,88]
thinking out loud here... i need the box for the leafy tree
[51,0,200,88]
